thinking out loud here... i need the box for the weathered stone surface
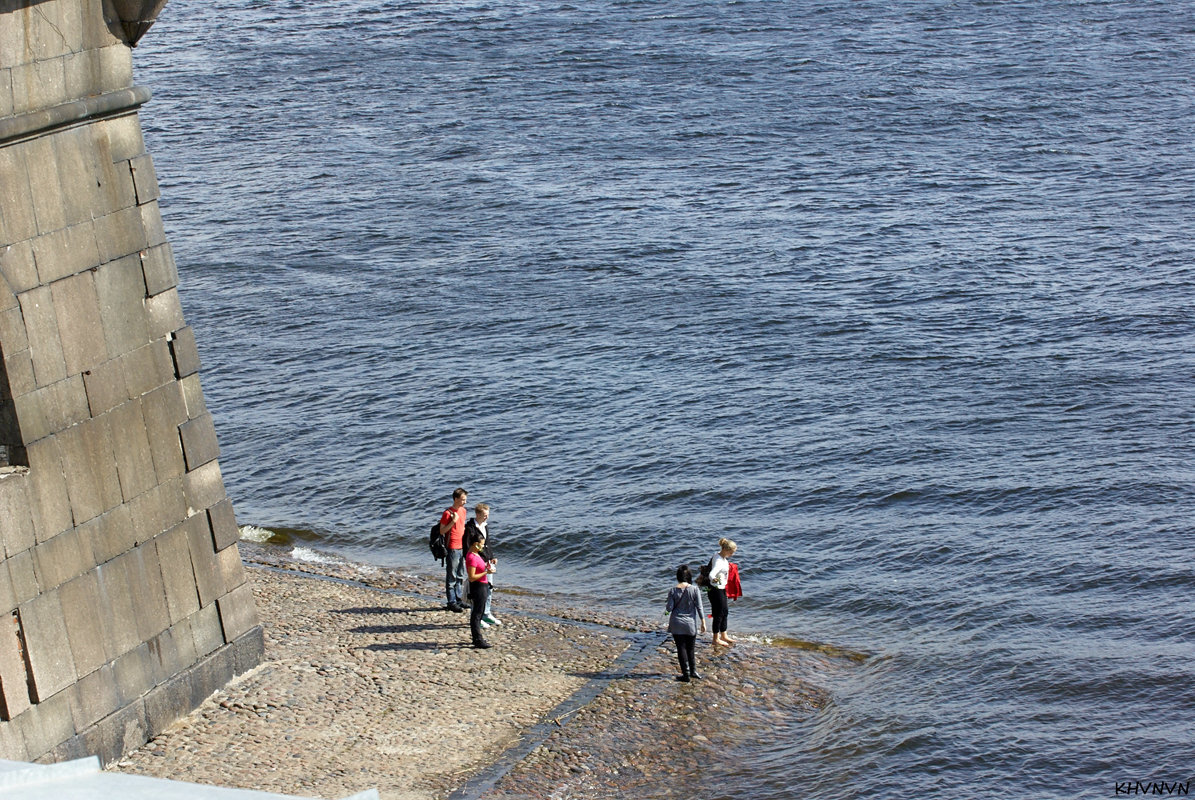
[18,285,67,387]
[184,514,220,609]
[128,154,159,205]
[81,503,136,567]
[23,437,72,543]
[189,602,223,659]
[107,399,157,501]
[23,138,67,234]
[59,571,109,677]
[207,499,239,552]
[50,271,107,376]
[0,240,37,295]
[94,558,142,658]
[94,205,147,266]
[31,529,93,592]
[17,590,77,701]
[215,582,257,643]
[156,523,200,625]
[111,642,158,706]
[143,288,184,340]
[183,460,226,515]
[139,381,185,479]
[54,129,98,229]
[121,545,169,643]
[4,550,38,608]
[56,417,122,525]
[17,687,74,762]
[32,221,102,285]
[214,544,245,595]
[0,472,34,558]
[168,325,200,379]
[0,148,37,244]
[0,703,29,761]
[82,356,127,417]
[139,200,167,248]
[178,373,206,420]
[73,696,147,768]
[69,662,121,736]
[95,254,149,358]
[178,411,219,470]
[0,303,31,357]
[0,609,32,719]
[101,115,146,164]
[139,243,177,297]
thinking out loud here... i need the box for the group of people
[438,489,742,666]
[665,537,740,682]
[439,488,501,649]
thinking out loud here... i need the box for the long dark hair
[466,528,486,553]
[676,564,692,584]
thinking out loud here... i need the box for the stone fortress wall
[0,0,261,765]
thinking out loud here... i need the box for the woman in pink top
[465,529,495,648]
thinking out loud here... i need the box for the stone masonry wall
[0,0,262,765]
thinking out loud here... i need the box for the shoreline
[110,544,832,800]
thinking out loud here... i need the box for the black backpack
[429,521,446,563]
[696,557,713,588]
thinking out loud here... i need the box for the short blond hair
[474,503,490,514]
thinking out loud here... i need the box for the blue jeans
[445,549,465,606]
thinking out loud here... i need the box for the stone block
[27,1,77,59]
[32,221,103,285]
[69,662,120,733]
[17,688,74,762]
[214,544,245,594]
[94,559,141,659]
[140,382,185,481]
[179,373,206,419]
[183,460,227,515]
[147,622,196,686]
[207,499,239,552]
[0,69,10,119]
[139,244,177,296]
[142,662,187,740]
[139,201,167,248]
[63,51,99,102]
[232,625,264,675]
[95,254,149,358]
[82,356,127,416]
[53,130,98,229]
[121,339,173,400]
[100,114,145,164]
[0,304,30,356]
[0,472,35,558]
[18,286,67,388]
[0,149,37,244]
[111,642,157,705]
[11,59,67,126]
[94,205,147,266]
[32,529,93,592]
[184,515,220,609]
[17,590,77,701]
[89,124,138,212]
[126,483,166,545]
[179,412,219,471]
[23,438,72,543]
[107,399,156,501]
[0,566,13,617]
[50,272,108,375]
[0,240,37,295]
[189,603,223,659]
[56,418,121,525]
[143,288,184,340]
[155,523,199,624]
[3,350,35,400]
[81,503,136,567]
[11,385,54,445]
[119,546,169,642]
[216,582,258,644]
[53,374,91,430]
[59,572,109,677]
[168,326,200,379]
[5,550,38,608]
[128,154,159,205]
[0,709,29,761]
[95,43,133,92]
[0,610,31,720]
[76,697,147,768]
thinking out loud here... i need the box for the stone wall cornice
[0,86,151,147]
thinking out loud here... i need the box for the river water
[134,2,1195,797]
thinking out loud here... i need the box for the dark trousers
[709,587,729,634]
[469,581,491,644]
[673,634,697,677]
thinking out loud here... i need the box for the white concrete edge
[339,791,380,800]
[0,757,101,790]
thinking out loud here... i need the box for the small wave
[290,546,342,565]
[239,525,280,543]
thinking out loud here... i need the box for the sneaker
[482,615,501,627]
[479,619,491,629]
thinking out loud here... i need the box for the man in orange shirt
[440,487,469,612]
